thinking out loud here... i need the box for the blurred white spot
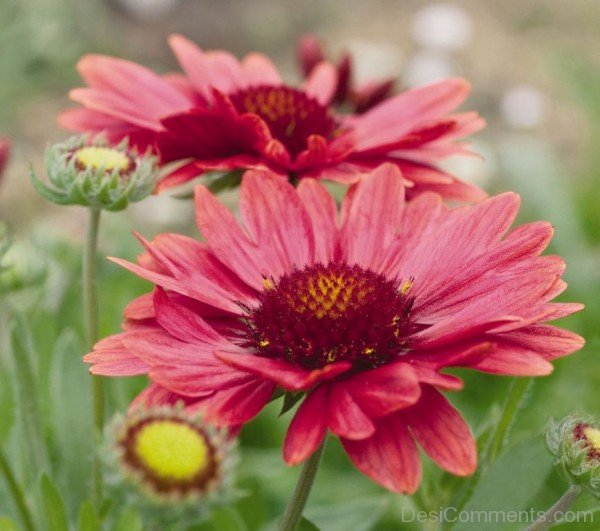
[403,50,455,87]
[118,0,180,20]
[411,3,473,51]
[344,40,404,84]
[501,86,547,129]
[131,193,194,228]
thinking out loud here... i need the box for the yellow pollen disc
[583,426,600,452]
[134,420,209,481]
[263,278,274,290]
[74,147,131,172]
[299,272,373,320]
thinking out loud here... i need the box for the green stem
[487,377,533,464]
[0,446,36,531]
[279,440,326,531]
[447,377,533,526]
[83,207,104,508]
[527,484,582,531]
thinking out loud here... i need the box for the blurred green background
[0,0,599,529]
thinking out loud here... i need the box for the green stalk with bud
[30,134,158,511]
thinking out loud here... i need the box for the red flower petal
[303,61,337,105]
[296,178,339,263]
[214,350,351,391]
[327,383,375,440]
[169,34,246,102]
[350,78,471,151]
[342,413,421,493]
[402,386,476,476]
[194,184,266,290]
[284,386,329,465]
[239,170,315,276]
[340,362,421,418]
[340,163,405,270]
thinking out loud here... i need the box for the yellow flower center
[583,426,600,453]
[74,147,131,173]
[133,420,210,481]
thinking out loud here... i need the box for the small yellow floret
[74,147,131,172]
[400,279,413,295]
[583,426,600,452]
[134,420,209,481]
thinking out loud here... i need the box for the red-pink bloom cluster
[60,35,485,200]
[85,164,583,492]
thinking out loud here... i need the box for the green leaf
[206,170,243,194]
[40,473,69,531]
[0,517,18,531]
[113,508,143,531]
[11,312,48,474]
[305,497,387,531]
[195,507,248,531]
[234,479,269,531]
[451,437,553,531]
[0,361,15,443]
[297,517,321,531]
[77,501,99,531]
[279,392,304,417]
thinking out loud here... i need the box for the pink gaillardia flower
[85,164,583,492]
[60,35,485,200]
[297,35,395,114]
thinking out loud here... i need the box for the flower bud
[546,415,600,498]
[0,224,46,295]
[110,406,236,506]
[30,135,157,211]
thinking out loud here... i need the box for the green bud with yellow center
[546,414,600,498]
[30,135,157,211]
[110,407,236,506]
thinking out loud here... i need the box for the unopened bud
[30,135,157,211]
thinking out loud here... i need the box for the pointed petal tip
[445,76,472,94]
[168,33,195,50]
[76,53,101,72]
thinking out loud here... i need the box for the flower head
[60,35,485,200]
[30,135,157,211]
[547,415,600,498]
[297,35,395,114]
[86,164,583,493]
[112,406,235,503]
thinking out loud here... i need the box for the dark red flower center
[242,262,414,370]
[229,85,336,157]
